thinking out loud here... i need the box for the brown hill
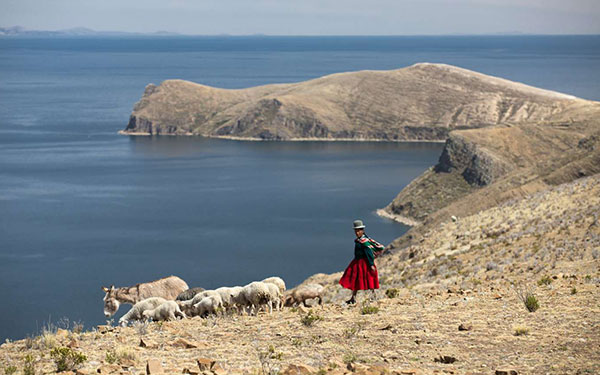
[121,63,592,141]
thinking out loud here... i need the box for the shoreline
[118,130,447,143]
[376,208,421,226]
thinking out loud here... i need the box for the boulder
[146,359,163,375]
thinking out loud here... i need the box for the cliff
[121,63,590,141]
[380,102,600,236]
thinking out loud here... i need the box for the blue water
[1,35,599,340]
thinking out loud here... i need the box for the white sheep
[192,295,223,317]
[119,297,167,326]
[178,290,221,316]
[228,286,246,313]
[241,281,272,315]
[262,276,286,294]
[215,286,238,311]
[142,300,186,321]
[265,282,283,312]
[284,284,324,307]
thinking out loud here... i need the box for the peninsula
[121,63,592,141]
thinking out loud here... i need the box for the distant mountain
[0,26,182,37]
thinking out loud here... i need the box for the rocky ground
[1,176,599,375]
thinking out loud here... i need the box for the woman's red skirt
[339,258,379,291]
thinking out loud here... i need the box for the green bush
[524,295,540,312]
[360,305,379,315]
[3,366,17,375]
[385,288,399,298]
[300,310,322,327]
[22,355,35,375]
[514,326,529,336]
[537,276,553,286]
[50,347,87,372]
[571,287,577,295]
[342,352,357,364]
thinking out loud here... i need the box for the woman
[339,219,385,304]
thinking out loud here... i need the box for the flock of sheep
[114,276,325,326]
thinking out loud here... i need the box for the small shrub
[3,365,17,375]
[300,310,322,327]
[22,354,35,375]
[105,349,117,364]
[257,344,283,375]
[133,321,148,336]
[537,276,553,286]
[343,321,365,339]
[360,305,379,315]
[343,352,357,364]
[524,295,540,312]
[385,288,399,298]
[571,287,577,295]
[514,326,529,336]
[40,331,57,349]
[105,347,136,365]
[72,321,84,334]
[50,347,87,372]
[24,335,35,349]
[514,283,540,312]
[317,369,327,375]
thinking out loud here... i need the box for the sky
[1,0,599,35]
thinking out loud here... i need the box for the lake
[0,35,599,340]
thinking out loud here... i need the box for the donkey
[102,275,189,317]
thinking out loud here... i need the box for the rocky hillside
[121,63,592,141]
[1,175,598,375]
[379,102,600,231]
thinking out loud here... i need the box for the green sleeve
[364,244,375,266]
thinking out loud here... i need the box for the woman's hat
[353,220,365,229]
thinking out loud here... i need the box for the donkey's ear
[101,286,109,293]
[110,285,115,291]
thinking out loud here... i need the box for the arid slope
[1,175,598,375]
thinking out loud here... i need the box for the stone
[458,323,472,331]
[212,364,227,375]
[182,368,200,375]
[146,359,163,375]
[140,338,158,349]
[170,338,203,349]
[197,358,216,371]
[434,355,457,364]
[382,351,400,360]
[495,370,517,375]
[68,338,80,348]
[56,328,70,338]
[280,364,317,375]
[97,325,113,334]
[76,369,92,375]
[120,358,136,368]
[394,370,419,375]
[97,364,121,374]
[351,363,369,375]
[364,365,389,375]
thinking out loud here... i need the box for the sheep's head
[283,295,295,307]
[102,285,120,317]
